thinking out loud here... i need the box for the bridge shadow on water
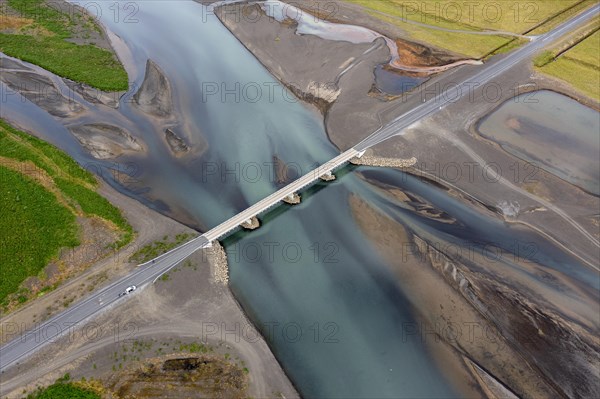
[221,163,359,247]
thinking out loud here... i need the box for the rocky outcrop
[283,81,339,115]
[203,241,229,285]
[133,60,173,118]
[69,123,143,159]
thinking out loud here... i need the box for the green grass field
[0,119,133,307]
[54,178,133,248]
[529,0,598,34]
[0,0,128,91]
[536,29,600,101]
[343,0,587,57]
[25,382,100,399]
[0,166,79,304]
[358,0,581,32]
[559,28,600,66]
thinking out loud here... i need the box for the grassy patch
[529,0,598,35]
[342,0,584,57]
[398,25,507,58]
[0,0,128,91]
[0,34,129,91]
[25,382,100,399]
[179,342,210,354]
[559,28,600,66]
[0,120,96,185]
[0,166,79,304]
[489,37,528,56]
[54,178,133,248]
[536,29,600,101]
[0,119,133,306]
[8,0,73,37]
[352,4,508,58]
[534,50,555,67]
[539,55,600,101]
[129,233,196,264]
[0,14,34,30]
[346,0,581,32]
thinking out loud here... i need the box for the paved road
[0,149,359,374]
[354,2,600,151]
[0,235,209,374]
[204,148,360,241]
[1,3,598,376]
[353,2,600,249]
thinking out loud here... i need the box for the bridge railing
[203,148,360,242]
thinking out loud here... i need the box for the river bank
[208,1,600,397]
[350,170,600,398]
[211,0,599,259]
[0,0,128,91]
[211,1,456,151]
[1,2,300,396]
[0,174,299,398]
[0,234,298,398]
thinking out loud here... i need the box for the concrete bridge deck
[204,148,361,242]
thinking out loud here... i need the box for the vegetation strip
[534,27,600,100]
[343,0,586,57]
[0,119,133,309]
[0,0,128,91]
[24,374,101,399]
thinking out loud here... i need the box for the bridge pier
[283,192,301,205]
[240,216,260,230]
[320,170,336,182]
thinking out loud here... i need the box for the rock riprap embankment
[351,155,418,168]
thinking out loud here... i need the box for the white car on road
[119,285,137,297]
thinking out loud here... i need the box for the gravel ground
[0,237,298,399]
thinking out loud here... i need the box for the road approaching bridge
[0,148,361,374]
[355,2,600,151]
[204,148,362,241]
[1,3,598,377]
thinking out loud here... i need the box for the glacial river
[1,1,598,397]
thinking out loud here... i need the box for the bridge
[144,147,364,281]
[1,3,598,375]
[204,148,363,241]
